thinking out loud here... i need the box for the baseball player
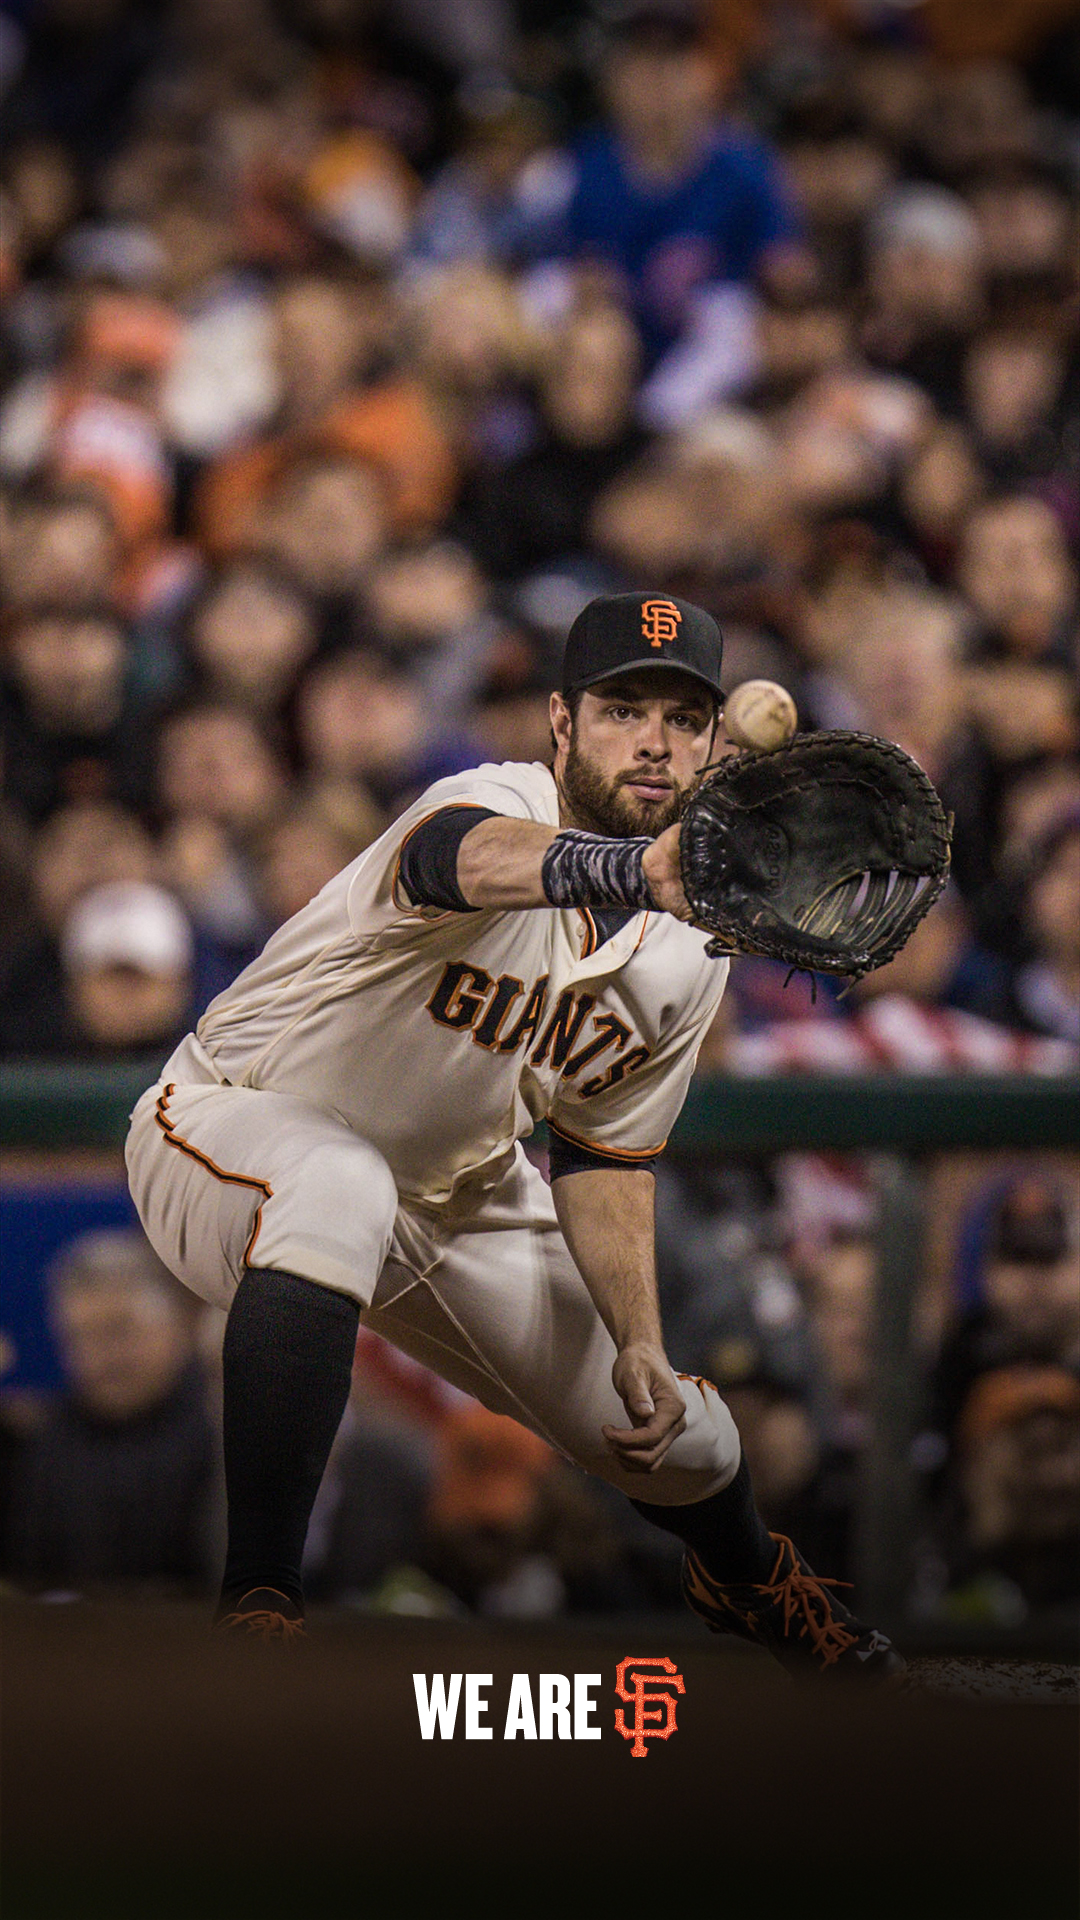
[126,592,902,1677]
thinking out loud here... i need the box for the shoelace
[763,1535,858,1667]
[218,1608,305,1642]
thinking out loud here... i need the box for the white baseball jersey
[194,760,729,1204]
[126,756,741,1501]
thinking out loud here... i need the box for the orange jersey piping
[154,1084,273,1267]
[546,1116,666,1164]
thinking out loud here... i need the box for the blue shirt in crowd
[555,126,800,363]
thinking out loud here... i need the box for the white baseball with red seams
[723,679,798,752]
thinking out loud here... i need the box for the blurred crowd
[0,0,1078,1629]
[0,0,1077,1064]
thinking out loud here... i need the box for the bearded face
[555,671,717,838]
[560,729,690,837]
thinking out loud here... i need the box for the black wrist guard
[540,829,656,912]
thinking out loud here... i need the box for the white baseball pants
[126,1039,739,1505]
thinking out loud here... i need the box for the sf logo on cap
[641,599,682,649]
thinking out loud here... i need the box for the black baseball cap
[561,592,724,702]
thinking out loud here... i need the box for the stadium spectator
[790,1227,879,1580]
[56,879,194,1058]
[456,299,645,580]
[417,1401,638,1618]
[1009,812,1080,1043]
[3,1228,219,1593]
[962,325,1071,487]
[295,648,478,809]
[930,1173,1080,1454]
[407,261,539,467]
[896,421,987,580]
[253,453,388,607]
[253,786,384,929]
[860,184,983,409]
[533,0,806,422]
[184,559,321,716]
[3,487,121,610]
[193,271,456,563]
[0,800,158,1054]
[958,493,1078,666]
[966,160,1077,291]
[156,701,287,839]
[941,1365,1080,1619]
[2,604,150,823]
[410,77,555,270]
[365,537,487,659]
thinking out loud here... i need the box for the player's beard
[560,732,688,838]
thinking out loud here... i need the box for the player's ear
[550,691,573,755]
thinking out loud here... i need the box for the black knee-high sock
[631,1454,777,1584]
[219,1267,360,1613]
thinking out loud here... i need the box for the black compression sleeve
[541,829,655,911]
[397,806,499,911]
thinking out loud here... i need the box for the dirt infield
[4,1600,1077,1919]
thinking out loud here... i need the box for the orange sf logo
[641,599,682,649]
[614,1656,685,1759]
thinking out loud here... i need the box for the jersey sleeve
[345,763,555,935]
[547,1125,659,1180]
[396,805,499,911]
[546,952,728,1163]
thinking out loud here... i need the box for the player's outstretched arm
[457,816,693,919]
[456,816,561,909]
[552,1167,687,1473]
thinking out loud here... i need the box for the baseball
[724,679,798,752]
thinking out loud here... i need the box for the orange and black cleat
[682,1534,906,1683]
[214,1587,306,1644]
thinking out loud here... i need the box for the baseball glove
[679,730,952,981]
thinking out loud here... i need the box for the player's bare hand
[642,823,693,922]
[604,1345,687,1473]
